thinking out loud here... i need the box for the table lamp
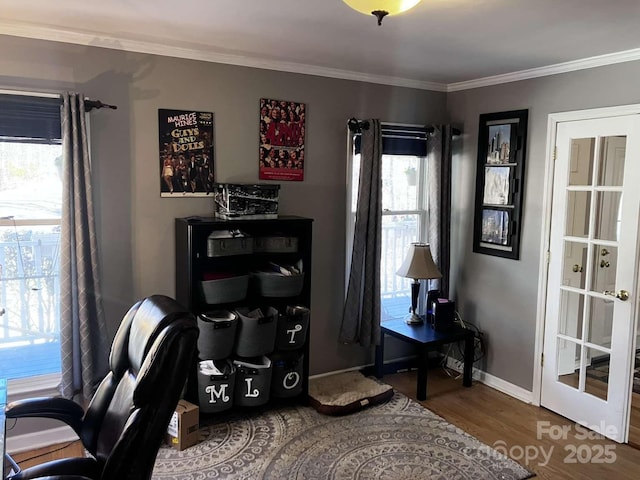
[397,243,442,325]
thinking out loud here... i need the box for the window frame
[0,90,63,396]
[345,122,430,319]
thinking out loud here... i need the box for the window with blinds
[347,123,429,321]
[0,92,63,384]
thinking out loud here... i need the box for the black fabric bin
[197,359,236,413]
[233,356,272,407]
[270,352,304,398]
[275,305,309,350]
[234,307,278,357]
[197,310,238,360]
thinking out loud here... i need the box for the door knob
[603,289,630,301]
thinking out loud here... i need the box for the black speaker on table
[429,298,456,332]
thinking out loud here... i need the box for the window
[346,124,429,322]
[0,93,62,384]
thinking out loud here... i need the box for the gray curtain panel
[427,125,453,298]
[59,92,109,401]
[340,119,382,347]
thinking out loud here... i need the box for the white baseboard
[309,355,416,380]
[445,357,534,404]
[6,425,77,454]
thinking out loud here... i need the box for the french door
[541,114,640,442]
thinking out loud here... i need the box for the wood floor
[9,369,640,479]
[384,369,640,479]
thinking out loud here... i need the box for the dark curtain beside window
[340,119,383,347]
[59,92,109,401]
[427,125,453,298]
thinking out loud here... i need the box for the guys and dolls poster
[259,98,305,181]
[159,109,214,197]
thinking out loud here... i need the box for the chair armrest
[5,397,84,437]
[7,457,99,480]
[27,477,95,480]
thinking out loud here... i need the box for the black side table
[375,318,475,401]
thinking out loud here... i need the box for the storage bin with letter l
[175,215,313,413]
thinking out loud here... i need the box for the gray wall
[0,35,447,382]
[447,60,640,391]
[6,32,640,409]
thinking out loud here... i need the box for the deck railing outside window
[0,233,61,380]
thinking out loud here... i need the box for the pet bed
[308,371,394,415]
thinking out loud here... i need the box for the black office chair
[5,295,198,480]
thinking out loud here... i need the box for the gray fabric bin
[270,352,304,398]
[275,305,309,350]
[200,274,249,304]
[254,236,298,253]
[207,230,253,257]
[197,359,236,413]
[234,307,278,357]
[253,272,304,297]
[233,356,272,407]
[197,310,238,360]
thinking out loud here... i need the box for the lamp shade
[397,243,442,280]
[343,0,422,16]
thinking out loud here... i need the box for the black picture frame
[473,109,528,259]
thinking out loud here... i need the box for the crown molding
[2,21,640,94]
[0,22,448,92]
[447,47,640,92]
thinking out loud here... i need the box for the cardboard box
[166,400,199,451]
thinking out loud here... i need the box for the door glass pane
[562,240,587,288]
[557,340,581,389]
[586,296,614,349]
[590,244,617,293]
[594,191,621,242]
[568,138,595,186]
[597,136,626,187]
[565,191,591,237]
[585,348,609,401]
[558,290,584,340]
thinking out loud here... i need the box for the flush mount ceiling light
[343,0,422,25]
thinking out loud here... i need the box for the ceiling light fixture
[343,0,422,26]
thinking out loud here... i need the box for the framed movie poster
[159,109,214,197]
[259,98,305,181]
[473,109,528,259]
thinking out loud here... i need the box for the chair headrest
[110,295,193,375]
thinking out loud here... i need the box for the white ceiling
[2,0,640,91]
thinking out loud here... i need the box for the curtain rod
[348,118,460,136]
[347,118,369,133]
[0,90,117,112]
[84,99,118,112]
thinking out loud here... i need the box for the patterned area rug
[152,392,533,480]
